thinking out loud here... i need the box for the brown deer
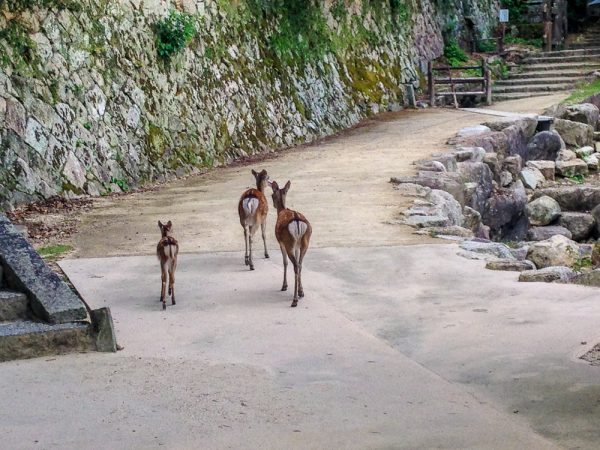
[238,169,269,270]
[157,220,179,310]
[270,180,312,307]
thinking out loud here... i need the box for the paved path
[4,93,599,449]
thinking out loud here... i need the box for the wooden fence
[427,60,492,108]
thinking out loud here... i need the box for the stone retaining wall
[0,0,498,208]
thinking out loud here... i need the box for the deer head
[158,220,173,238]
[251,169,269,191]
[270,180,291,212]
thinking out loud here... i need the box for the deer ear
[158,220,163,228]
[271,181,279,191]
[167,220,172,227]
[284,180,291,192]
[251,169,258,178]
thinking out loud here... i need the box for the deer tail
[242,197,259,217]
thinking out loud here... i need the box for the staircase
[493,23,600,102]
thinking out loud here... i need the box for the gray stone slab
[0,215,87,323]
[0,290,29,321]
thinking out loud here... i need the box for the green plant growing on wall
[501,0,527,20]
[443,39,468,67]
[154,9,196,62]
[0,0,80,11]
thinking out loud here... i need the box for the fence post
[483,59,492,106]
[428,61,435,107]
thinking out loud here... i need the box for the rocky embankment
[393,102,600,287]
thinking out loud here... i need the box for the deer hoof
[162,303,166,311]
[172,300,176,305]
[245,256,249,266]
[281,285,287,291]
[299,290,304,298]
[250,265,255,271]
[291,300,298,308]
[265,253,270,259]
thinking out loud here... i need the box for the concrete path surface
[4,93,599,449]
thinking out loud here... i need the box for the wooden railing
[427,59,492,108]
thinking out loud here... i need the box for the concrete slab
[0,245,569,449]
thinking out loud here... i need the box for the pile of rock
[393,101,600,287]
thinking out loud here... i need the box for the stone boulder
[401,189,463,228]
[485,259,536,272]
[559,212,596,241]
[454,147,486,162]
[503,155,523,178]
[585,154,599,171]
[562,104,600,127]
[457,125,492,138]
[391,171,464,205]
[527,226,572,241]
[426,153,458,172]
[556,149,577,161]
[526,235,580,269]
[533,186,600,211]
[458,162,493,213]
[525,130,563,161]
[518,266,575,283]
[500,170,513,187]
[575,146,595,158]
[483,152,501,181]
[553,118,594,147]
[483,117,538,138]
[526,160,555,181]
[525,195,561,226]
[482,181,529,241]
[555,159,589,178]
[591,204,600,235]
[572,270,600,287]
[519,167,545,190]
[459,240,514,259]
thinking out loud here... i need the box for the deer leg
[169,262,176,306]
[244,225,250,266]
[288,253,299,307]
[248,226,255,271]
[279,242,288,291]
[160,262,167,310]
[261,220,269,259]
[298,245,307,298]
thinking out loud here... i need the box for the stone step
[0,290,29,322]
[524,54,600,64]
[0,320,93,362]
[508,70,591,80]
[521,62,600,72]
[536,47,600,57]
[493,83,575,94]
[495,76,586,86]
[493,92,558,101]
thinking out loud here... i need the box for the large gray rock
[526,235,580,269]
[527,226,573,241]
[562,104,600,127]
[503,155,522,178]
[526,160,555,181]
[584,154,599,171]
[591,204,600,235]
[482,152,501,181]
[454,147,486,162]
[458,162,493,213]
[428,153,459,172]
[486,259,536,272]
[457,125,491,138]
[556,149,577,161]
[525,130,563,161]
[402,189,463,228]
[518,266,575,283]
[559,212,596,241]
[572,270,600,287]
[553,118,594,147]
[483,117,537,138]
[483,181,529,241]
[555,159,589,178]
[519,167,545,190]
[533,186,600,211]
[575,146,595,158]
[391,171,464,205]
[525,195,561,226]
[459,240,515,259]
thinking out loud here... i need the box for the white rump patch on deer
[242,197,259,217]
[288,220,307,240]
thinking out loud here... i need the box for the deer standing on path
[238,169,270,270]
[157,220,179,310]
[270,180,312,307]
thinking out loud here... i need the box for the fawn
[157,220,179,310]
[270,180,312,307]
[238,169,270,270]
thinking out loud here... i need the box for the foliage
[476,39,497,53]
[154,9,196,62]
[488,59,509,79]
[567,173,585,184]
[562,79,600,105]
[0,20,38,74]
[573,256,593,272]
[38,244,73,258]
[504,35,542,48]
[443,39,468,67]
[109,176,129,192]
[0,0,80,11]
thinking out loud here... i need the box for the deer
[157,220,179,310]
[270,180,312,307]
[238,169,270,270]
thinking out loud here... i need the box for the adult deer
[270,180,312,307]
[238,169,270,270]
[157,220,179,310]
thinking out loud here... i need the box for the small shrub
[444,39,468,67]
[154,10,196,62]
